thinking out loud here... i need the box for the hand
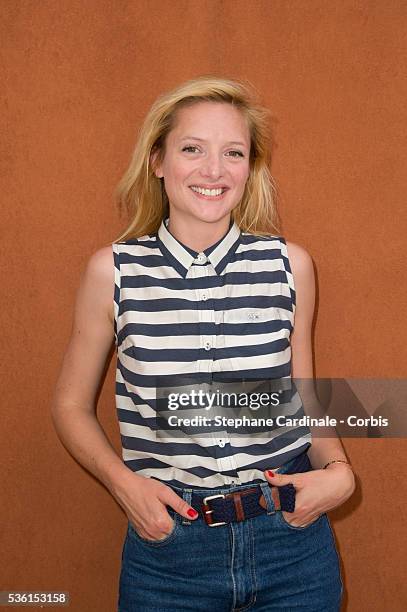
[264,463,355,528]
[109,470,199,541]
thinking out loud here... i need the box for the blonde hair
[114,75,279,241]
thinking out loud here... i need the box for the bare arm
[50,246,130,490]
[287,241,353,474]
[264,241,355,526]
[51,246,197,540]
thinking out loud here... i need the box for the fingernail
[187,508,198,518]
[267,470,275,477]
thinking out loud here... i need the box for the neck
[167,215,231,252]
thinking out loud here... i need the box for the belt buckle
[202,494,227,527]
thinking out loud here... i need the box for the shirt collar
[157,218,241,278]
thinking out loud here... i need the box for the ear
[150,149,163,179]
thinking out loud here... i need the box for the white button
[196,253,207,263]
[201,293,208,301]
[204,341,212,351]
[218,439,226,447]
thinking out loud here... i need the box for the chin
[193,211,232,225]
[170,199,236,227]
[193,204,235,222]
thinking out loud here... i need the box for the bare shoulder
[77,245,115,324]
[285,241,314,282]
[81,245,114,294]
[84,245,114,280]
[285,241,313,270]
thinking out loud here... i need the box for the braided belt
[179,483,296,527]
[170,452,311,527]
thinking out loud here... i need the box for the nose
[200,151,224,179]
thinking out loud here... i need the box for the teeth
[190,186,225,197]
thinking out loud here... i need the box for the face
[152,101,251,229]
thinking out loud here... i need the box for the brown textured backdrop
[2,1,406,610]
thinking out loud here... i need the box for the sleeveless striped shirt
[112,219,311,489]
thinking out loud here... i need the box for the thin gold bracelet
[323,459,353,470]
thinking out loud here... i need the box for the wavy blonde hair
[114,75,279,241]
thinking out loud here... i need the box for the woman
[52,76,355,611]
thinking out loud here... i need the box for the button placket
[218,429,232,448]
[193,266,209,375]
[217,442,240,485]
[226,441,240,480]
[196,264,216,373]
[201,266,215,355]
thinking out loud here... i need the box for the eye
[227,150,244,158]
[182,145,200,153]
[181,146,244,158]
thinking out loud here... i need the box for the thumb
[164,490,199,520]
[264,470,296,487]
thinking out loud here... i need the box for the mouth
[189,185,229,200]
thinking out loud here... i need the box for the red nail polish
[187,508,198,518]
[267,470,275,477]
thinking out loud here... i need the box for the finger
[282,510,307,527]
[282,511,320,528]
[134,511,175,541]
[301,514,321,527]
[264,470,297,487]
[130,522,154,540]
[282,510,301,527]
[136,524,171,541]
[159,489,199,520]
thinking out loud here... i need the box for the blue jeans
[118,454,343,611]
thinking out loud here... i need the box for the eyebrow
[179,136,248,147]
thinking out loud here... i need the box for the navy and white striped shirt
[112,219,311,489]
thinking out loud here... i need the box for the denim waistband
[168,451,312,496]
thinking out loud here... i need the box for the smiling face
[152,101,251,242]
